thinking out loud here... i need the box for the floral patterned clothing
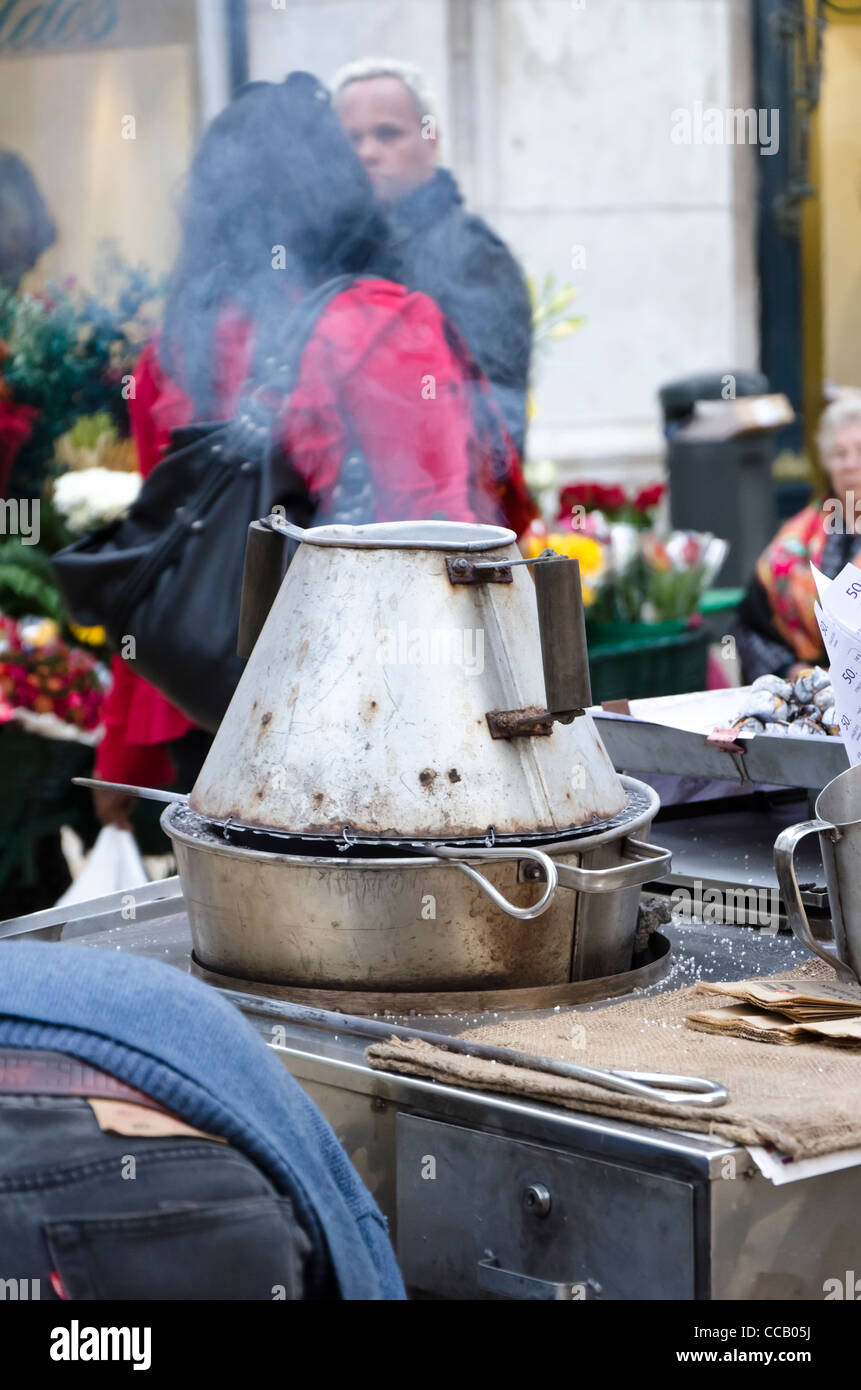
[734,503,861,681]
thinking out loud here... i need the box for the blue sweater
[0,942,405,1300]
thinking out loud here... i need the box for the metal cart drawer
[396,1114,696,1299]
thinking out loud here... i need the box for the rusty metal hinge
[486,706,556,739]
[446,555,512,585]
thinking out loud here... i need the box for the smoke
[157,72,525,530]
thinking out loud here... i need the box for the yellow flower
[521,532,604,601]
[544,533,605,576]
[69,622,107,647]
[522,532,549,559]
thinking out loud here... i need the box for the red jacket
[95,279,535,786]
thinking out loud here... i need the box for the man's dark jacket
[389,168,532,457]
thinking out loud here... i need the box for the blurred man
[332,59,532,457]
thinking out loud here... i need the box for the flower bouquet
[0,614,107,861]
[0,614,108,733]
[587,528,729,627]
[543,480,727,627]
[0,245,161,498]
[52,458,141,535]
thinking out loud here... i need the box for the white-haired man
[332,58,532,457]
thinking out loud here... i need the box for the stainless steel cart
[7,877,857,1302]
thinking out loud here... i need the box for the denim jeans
[0,1094,310,1300]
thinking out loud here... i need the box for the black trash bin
[659,371,791,587]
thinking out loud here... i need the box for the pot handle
[425,844,559,920]
[267,511,308,545]
[773,819,857,981]
[552,839,672,895]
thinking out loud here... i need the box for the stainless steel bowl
[163,777,670,991]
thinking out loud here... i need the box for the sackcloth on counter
[366,959,861,1159]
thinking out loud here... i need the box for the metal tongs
[225,990,728,1108]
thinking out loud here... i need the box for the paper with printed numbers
[813,565,861,764]
[819,560,861,629]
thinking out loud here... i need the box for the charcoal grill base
[189,932,671,1017]
[164,776,670,992]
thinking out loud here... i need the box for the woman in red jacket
[94,74,535,824]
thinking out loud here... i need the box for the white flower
[53,467,142,535]
[608,522,639,575]
[702,536,730,584]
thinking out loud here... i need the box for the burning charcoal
[736,691,789,722]
[751,674,793,700]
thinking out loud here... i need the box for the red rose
[600,485,628,511]
[0,398,38,497]
[558,483,591,515]
[635,483,665,512]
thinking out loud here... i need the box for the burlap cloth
[366,959,861,1159]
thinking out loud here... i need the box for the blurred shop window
[0,0,204,292]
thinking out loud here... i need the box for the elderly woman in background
[734,392,861,683]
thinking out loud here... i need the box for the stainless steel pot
[775,761,861,984]
[163,777,671,991]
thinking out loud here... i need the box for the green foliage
[67,412,118,450]
[589,553,709,624]
[29,495,73,556]
[0,539,65,621]
[527,272,586,351]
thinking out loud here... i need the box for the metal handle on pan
[423,844,559,920]
[424,838,671,919]
[552,839,672,894]
[773,819,857,982]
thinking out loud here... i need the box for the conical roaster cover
[191,524,627,839]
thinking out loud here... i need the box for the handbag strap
[223,273,363,511]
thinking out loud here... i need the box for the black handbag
[52,275,365,733]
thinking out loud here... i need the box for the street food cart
[3,876,859,1302]
[4,519,860,1301]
